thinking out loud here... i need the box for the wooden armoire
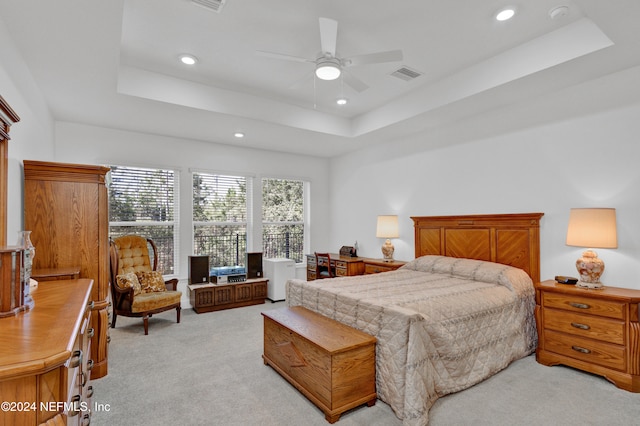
[23,160,110,379]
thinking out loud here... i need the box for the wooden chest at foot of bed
[262,306,377,423]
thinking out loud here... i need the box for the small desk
[306,254,366,280]
[306,254,408,280]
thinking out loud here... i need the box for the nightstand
[363,259,406,274]
[534,280,640,392]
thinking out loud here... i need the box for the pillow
[115,272,142,296]
[136,270,167,293]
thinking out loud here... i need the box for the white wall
[55,122,331,284]
[0,19,56,241]
[330,102,640,290]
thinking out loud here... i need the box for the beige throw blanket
[286,255,537,426]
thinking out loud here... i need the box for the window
[193,172,249,267]
[108,165,178,275]
[262,178,305,263]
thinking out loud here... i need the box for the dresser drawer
[335,261,348,276]
[542,292,626,319]
[544,308,625,345]
[544,329,626,371]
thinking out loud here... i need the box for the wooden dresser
[0,279,94,425]
[24,160,110,379]
[535,280,640,392]
[262,306,376,423]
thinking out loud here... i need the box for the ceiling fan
[257,17,403,93]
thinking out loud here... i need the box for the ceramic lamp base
[575,249,605,288]
[381,239,395,262]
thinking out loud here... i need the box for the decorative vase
[17,230,36,299]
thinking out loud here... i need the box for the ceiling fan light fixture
[315,58,341,80]
[336,98,348,105]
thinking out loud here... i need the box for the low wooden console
[262,306,376,423]
[188,278,268,313]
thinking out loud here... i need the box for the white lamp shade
[566,208,617,248]
[376,215,399,239]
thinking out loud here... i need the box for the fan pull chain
[313,75,317,109]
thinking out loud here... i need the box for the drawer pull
[87,300,95,310]
[81,372,87,387]
[571,345,591,354]
[571,322,590,330]
[569,302,590,309]
[87,359,94,371]
[87,328,95,339]
[70,350,83,368]
[87,385,94,398]
[69,395,82,417]
[82,413,91,426]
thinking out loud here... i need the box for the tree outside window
[193,172,248,267]
[108,165,178,275]
[262,178,304,263]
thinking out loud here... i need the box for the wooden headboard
[411,213,544,282]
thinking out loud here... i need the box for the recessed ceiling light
[496,8,515,21]
[549,6,570,20]
[234,132,245,138]
[336,98,348,106]
[179,54,198,65]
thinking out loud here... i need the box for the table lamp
[565,208,617,289]
[376,215,399,262]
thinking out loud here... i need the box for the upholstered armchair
[109,235,181,335]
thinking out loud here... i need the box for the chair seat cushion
[131,290,182,313]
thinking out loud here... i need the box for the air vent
[390,66,423,81]
[191,0,226,13]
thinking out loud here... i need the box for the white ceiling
[2,0,640,157]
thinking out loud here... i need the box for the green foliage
[262,178,303,221]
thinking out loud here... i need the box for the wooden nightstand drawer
[544,329,626,371]
[363,259,406,274]
[542,292,626,320]
[364,264,391,274]
[544,308,625,345]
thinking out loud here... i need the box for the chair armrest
[164,278,179,291]
[112,281,135,297]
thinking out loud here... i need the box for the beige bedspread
[286,255,537,426]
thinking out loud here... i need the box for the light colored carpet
[92,301,640,425]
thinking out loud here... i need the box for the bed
[286,213,544,426]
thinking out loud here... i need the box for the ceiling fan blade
[343,71,369,93]
[343,49,403,67]
[319,17,338,57]
[288,72,313,91]
[256,50,313,63]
